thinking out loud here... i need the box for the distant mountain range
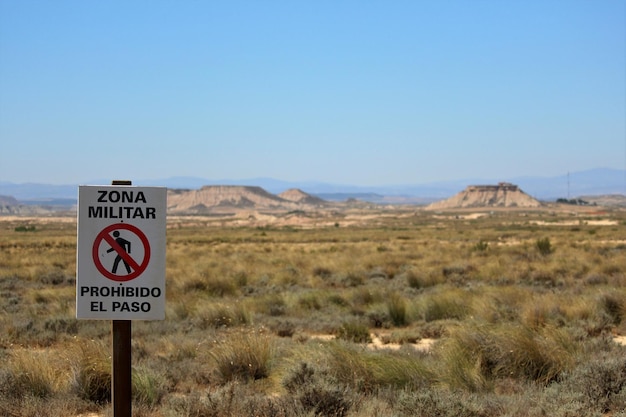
[1,168,624,204]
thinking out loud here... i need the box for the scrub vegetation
[1,207,626,416]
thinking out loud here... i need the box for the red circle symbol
[92,223,151,282]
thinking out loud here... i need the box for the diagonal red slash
[103,232,141,272]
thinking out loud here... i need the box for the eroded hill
[425,182,542,210]
[167,186,328,214]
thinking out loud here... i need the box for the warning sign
[76,185,166,320]
[93,223,150,281]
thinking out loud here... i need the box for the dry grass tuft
[208,329,274,383]
[438,323,576,391]
[1,349,60,398]
[71,339,112,404]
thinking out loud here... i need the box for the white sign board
[76,185,166,320]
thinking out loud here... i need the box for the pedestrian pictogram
[92,223,151,282]
[108,231,132,274]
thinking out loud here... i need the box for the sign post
[76,180,166,416]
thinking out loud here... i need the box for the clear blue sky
[1,1,624,186]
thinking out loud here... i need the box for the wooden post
[111,180,132,417]
[112,320,132,416]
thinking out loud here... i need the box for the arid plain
[1,192,626,416]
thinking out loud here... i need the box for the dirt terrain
[2,190,625,417]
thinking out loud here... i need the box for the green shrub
[283,362,351,417]
[183,275,237,297]
[352,287,383,307]
[497,325,575,384]
[558,351,626,414]
[319,341,434,393]
[599,293,624,325]
[14,225,36,232]
[337,321,371,343]
[328,294,350,307]
[132,366,167,407]
[396,388,493,417]
[257,294,287,316]
[298,386,351,416]
[283,362,316,392]
[438,327,492,392]
[387,293,408,326]
[473,240,489,252]
[164,382,298,417]
[423,291,470,322]
[313,266,332,278]
[196,303,251,328]
[536,237,553,255]
[406,270,441,289]
[298,292,322,310]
